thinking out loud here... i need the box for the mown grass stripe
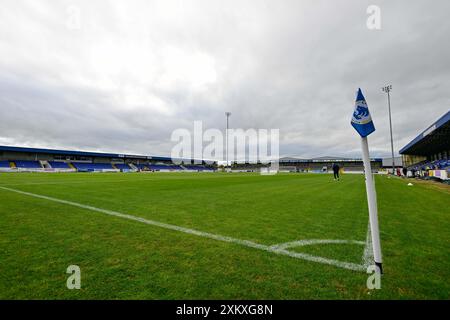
[0,185,365,272]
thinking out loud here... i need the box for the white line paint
[362,223,374,268]
[0,186,366,272]
[270,239,365,250]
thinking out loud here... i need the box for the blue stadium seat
[0,161,11,168]
[149,164,183,171]
[184,165,214,171]
[14,160,42,168]
[72,162,113,171]
[48,161,70,169]
[114,163,131,170]
[410,158,450,171]
[134,164,149,170]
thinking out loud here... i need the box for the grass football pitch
[0,172,448,299]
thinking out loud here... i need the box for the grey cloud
[0,0,449,159]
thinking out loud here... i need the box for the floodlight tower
[225,112,232,172]
[382,85,395,175]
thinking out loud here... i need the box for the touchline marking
[0,186,366,272]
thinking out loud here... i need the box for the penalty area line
[0,186,365,272]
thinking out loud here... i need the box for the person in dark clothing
[332,163,340,181]
[402,167,407,177]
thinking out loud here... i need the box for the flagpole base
[375,262,383,274]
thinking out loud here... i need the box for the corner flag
[351,88,375,138]
[351,88,383,274]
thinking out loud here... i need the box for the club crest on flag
[352,101,371,124]
[351,88,375,137]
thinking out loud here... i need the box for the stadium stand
[134,164,149,170]
[0,161,10,168]
[14,160,42,168]
[48,161,70,169]
[0,143,389,175]
[148,164,183,171]
[184,165,214,171]
[278,156,382,173]
[0,145,216,173]
[114,163,131,170]
[71,162,114,171]
[400,110,449,180]
[408,159,450,171]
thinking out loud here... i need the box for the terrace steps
[128,163,138,170]
[40,160,51,168]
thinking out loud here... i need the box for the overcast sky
[0,0,449,159]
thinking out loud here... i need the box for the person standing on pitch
[402,167,407,178]
[332,162,340,181]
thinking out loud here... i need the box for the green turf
[0,172,449,299]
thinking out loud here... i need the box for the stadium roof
[0,145,205,163]
[399,110,450,156]
[312,156,350,160]
[279,157,309,162]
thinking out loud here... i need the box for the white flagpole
[360,136,383,274]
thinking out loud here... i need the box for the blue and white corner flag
[351,88,375,137]
[351,88,383,274]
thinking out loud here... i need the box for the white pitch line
[270,239,365,250]
[0,186,366,272]
[362,223,374,268]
